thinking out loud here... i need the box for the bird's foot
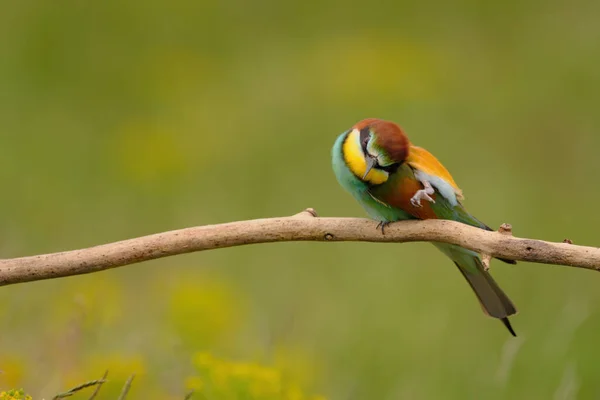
[376,221,392,235]
[410,189,435,208]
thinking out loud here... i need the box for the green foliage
[0,390,31,400]
[187,353,325,400]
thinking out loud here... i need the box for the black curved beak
[363,155,377,180]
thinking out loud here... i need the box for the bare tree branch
[0,208,598,287]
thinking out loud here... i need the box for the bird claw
[376,221,392,234]
[410,189,435,208]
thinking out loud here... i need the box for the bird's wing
[369,163,488,229]
[406,145,464,201]
[369,164,439,220]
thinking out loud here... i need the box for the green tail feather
[431,199,518,265]
[435,243,518,336]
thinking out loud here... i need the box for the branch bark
[0,208,598,287]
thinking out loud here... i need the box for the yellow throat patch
[342,129,389,185]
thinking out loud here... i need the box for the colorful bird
[331,118,517,336]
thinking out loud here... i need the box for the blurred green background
[1,0,600,399]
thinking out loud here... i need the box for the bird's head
[341,118,410,184]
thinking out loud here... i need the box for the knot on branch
[292,208,318,218]
[482,222,514,271]
[498,223,513,235]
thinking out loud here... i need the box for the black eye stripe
[359,127,370,152]
[380,162,401,173]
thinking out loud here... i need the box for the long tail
[434,243,518,336]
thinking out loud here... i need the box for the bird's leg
[376,221,392,235]
[410,180,435,208]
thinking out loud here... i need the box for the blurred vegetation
[186,352,325,399]
[0,390,31,400]
[1,0,600,399]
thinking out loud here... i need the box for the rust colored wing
[406,145,463,200]
[369,164,439,220]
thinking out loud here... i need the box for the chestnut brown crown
[352,118,411,166]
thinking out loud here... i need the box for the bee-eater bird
[332,118,517,336]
